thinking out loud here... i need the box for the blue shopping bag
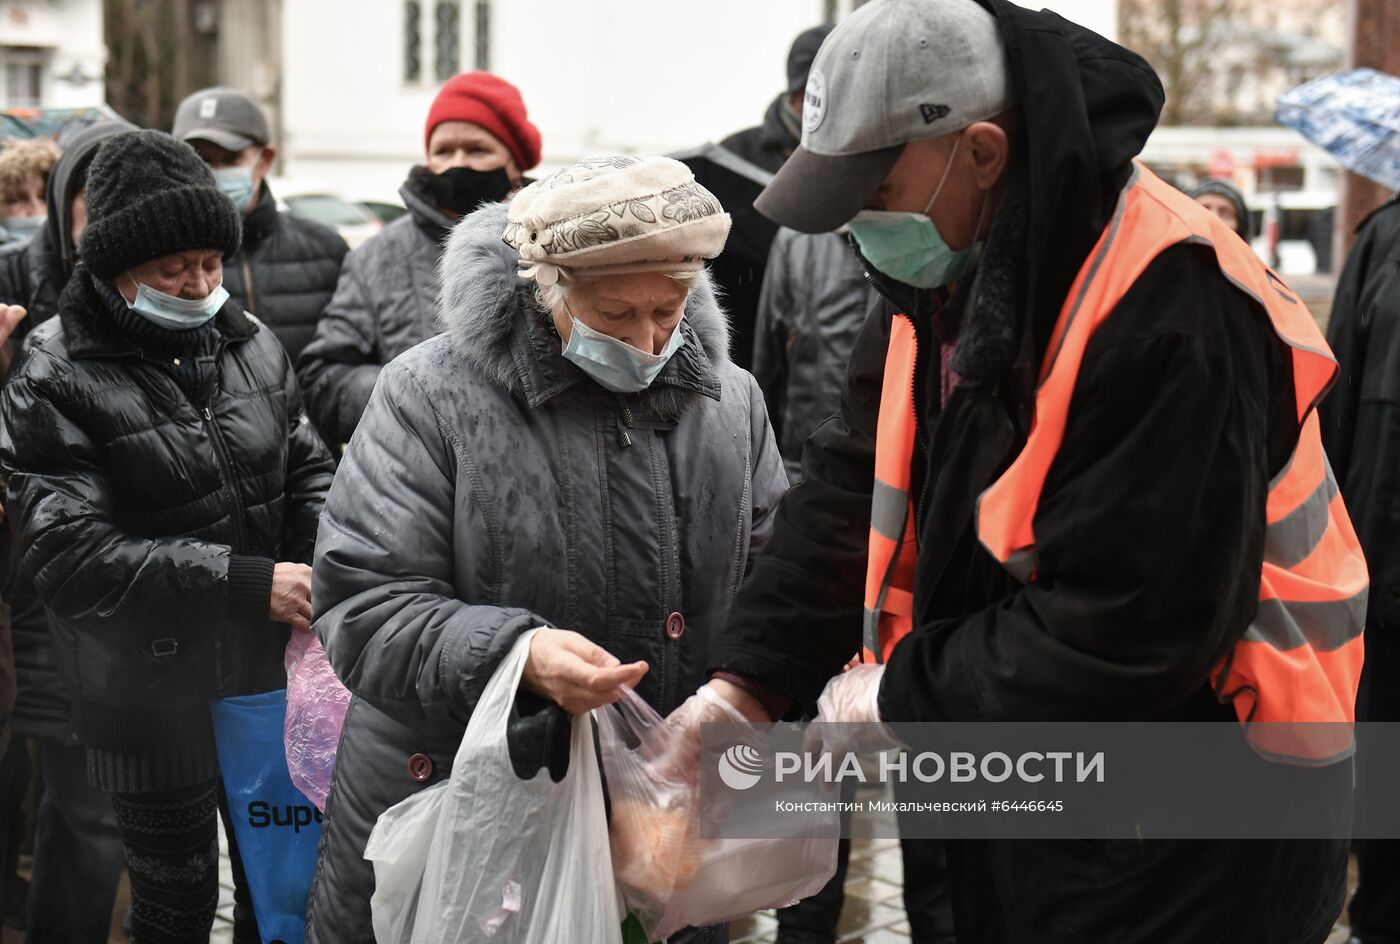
[211,690,323,944]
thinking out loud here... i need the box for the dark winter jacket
[0,119,132,738]
[0,272,334,756]
[1321,195,1400,637]
[710,3,1347,942]
[752,228,873,481]
[304,200,785,944]
[222,183,348,363]
[720,94,801,176]
[295,176,453,446]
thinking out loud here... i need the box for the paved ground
[0,820,1358,943]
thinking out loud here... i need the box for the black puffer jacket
[0,273,334,753]
[752,228,873,481]
[712,3,1347,942]
[0,119,132,738]
[222,183,348,363]
[296,178,453,446]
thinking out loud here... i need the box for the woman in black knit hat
[0,129,334,944]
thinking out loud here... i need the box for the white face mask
[561,307,686,393]
[122,273,229,331]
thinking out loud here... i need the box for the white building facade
[276,0,1116,201]
[0,0,105,111]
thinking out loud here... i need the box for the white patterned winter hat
[503,155,731,286]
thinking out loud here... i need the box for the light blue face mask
[562,309,686,394]
[2,214,45,243]
[213,163,257,211]
[847,136,986,290]
[124,275,229,331]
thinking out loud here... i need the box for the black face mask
[411,165,513,216]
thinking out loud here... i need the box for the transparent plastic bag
[368,629,623,943]
[283,628,352,811]
[597,687,838,942]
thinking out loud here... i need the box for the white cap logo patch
[803,67,827,135]
[198,97,218,119]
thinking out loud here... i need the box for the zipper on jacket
[240,256,257,317]
[616,398,635,448]
[200,403,251,555]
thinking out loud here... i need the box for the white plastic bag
[366,629,623,943]
[365,779,447,944]
[598,687,838,941]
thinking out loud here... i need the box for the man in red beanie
[297,71,542,447]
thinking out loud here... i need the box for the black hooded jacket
[710,5,1344,943]
[720,94,801,176]
[0,119,131,737]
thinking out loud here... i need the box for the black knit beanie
[78,130,242,280]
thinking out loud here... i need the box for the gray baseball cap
[755,0,1014,233]
[172,88,271,152]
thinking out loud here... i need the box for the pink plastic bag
[284,628,352,811]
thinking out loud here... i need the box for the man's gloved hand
[651,682,765,787]
[816,663,884,723]
[808,663,900,757]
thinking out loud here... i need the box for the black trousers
[1352,626,1400,944]
[776,777,956,943]
[109,780,259,944]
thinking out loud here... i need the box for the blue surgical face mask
[1,214,45,242]
[213,161,257,211]
[847,136,987,290]
[123,274,229,330]
[561,307,686,393]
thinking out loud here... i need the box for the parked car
[269,179,384,249]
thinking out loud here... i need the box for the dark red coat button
[407,753,434,782]
[665,612,685,640]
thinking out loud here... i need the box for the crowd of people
[0,0,1387,942]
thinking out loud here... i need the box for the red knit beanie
[425,72,542,170]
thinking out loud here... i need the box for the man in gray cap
[690,1,1361,942]
[174,87,347,362]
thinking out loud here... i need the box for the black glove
[506,690,572,782]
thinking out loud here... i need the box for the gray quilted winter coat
[304,199,786,944]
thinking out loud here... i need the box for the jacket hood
[943,2,1164,407]
[436,199,731,416]
[44,120,136,280]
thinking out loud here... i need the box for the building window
[474,1,490,72]
[2,48,45,108]
[434,1,461,82]
[404,1,422,83]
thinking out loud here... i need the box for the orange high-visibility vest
[863,162,1366,763]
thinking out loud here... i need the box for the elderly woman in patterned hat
[304,156,788,944]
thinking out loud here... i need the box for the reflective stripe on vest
[974,162,1365,764]
[863,314,920,664]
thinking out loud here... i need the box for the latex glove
[809,664,900,757]
[648,682,763,787]
[815,663,884,723]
